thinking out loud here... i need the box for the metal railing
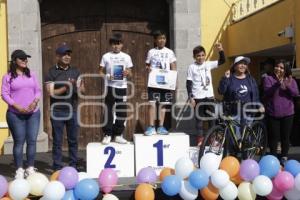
[232,0,282,22]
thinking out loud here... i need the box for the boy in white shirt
[145,30,177,136]
[186,44,225,145]
[99,33,133,144]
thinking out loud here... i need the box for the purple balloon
[137,167,157,184]
[240,159,260,181]
[58,166,79,190]
[98,168,118,194]
[0,175,8,198]
[274,171,295,192]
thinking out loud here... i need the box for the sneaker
[144,126,156,136]
[15,168,25,179]
[25,167,37,177]
[114,136,128,144]
[102,135,111,145]
[157,126,169,135]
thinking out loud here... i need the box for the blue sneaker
[144,126,156,136]
[157,126,169,135]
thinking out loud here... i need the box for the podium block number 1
[104,146,116,168]
[153,140,164,166]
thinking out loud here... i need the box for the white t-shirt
[186,61,219,99]
[100,51,133,88]
[146,47,176,70]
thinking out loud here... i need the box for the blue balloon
[161,175,182,196]
[284,160,300,177]
[63,190,77,200]
[188,169,209,190]
[259,155,280,178]
[74,179,99,200]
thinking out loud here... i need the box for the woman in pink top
[1,50,41,179]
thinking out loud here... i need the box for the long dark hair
[275,59,292,77]
[9,59,31,82]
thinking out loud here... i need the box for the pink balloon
[266,182,283,200]
[274,171,294,192]
[98,168,118,194]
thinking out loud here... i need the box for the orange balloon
[50,170,60,181]
[135,183,155,200]
[219,156,240,178]
[231,173,243,185]
[0,198,12,200]
[200,182,219,200]
[159,167,175,181]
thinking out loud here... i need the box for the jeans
[51,111,79,170]
[6,110,40,168]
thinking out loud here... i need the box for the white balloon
[26,172,49,196]
[200,153,220,176]
[43,181,65,200]
[78,172,90,182]
[220,181,238,200]
[179,180,198,200]
[211,169,230,189]
[252,175,273,196]
[9,179,30,200]
[175,157,195,179]
[295,174,300,191]
[284,186,300,200]
[102,193,119,200]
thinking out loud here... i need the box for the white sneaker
[102,135,112,145]
[15,168,25,179]
[25,166,37,177]
[114,136,128,144]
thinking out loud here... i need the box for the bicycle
[198,101,268,163]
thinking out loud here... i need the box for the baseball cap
[232,56,251,66]
[56,45,72,55]
[11,50,31,60]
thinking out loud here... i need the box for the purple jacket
[263,74,299,118]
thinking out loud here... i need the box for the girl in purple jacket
[263,59,299,164]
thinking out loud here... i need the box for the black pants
[194,98,216,136]
[102,87,127,137]
[266,115,294,157]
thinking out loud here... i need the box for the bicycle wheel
[199,125,227,163]
[242,121,268,160]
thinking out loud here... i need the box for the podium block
[134,133,190,175]
[87,142,134,178]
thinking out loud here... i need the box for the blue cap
[55,45,72,55]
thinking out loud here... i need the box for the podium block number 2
[104,146,116,168]
[153,140,164,166]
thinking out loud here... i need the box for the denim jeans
[6,110,40,168]
[50,111,79,170]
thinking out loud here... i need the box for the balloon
[62,190,76,200]
[284,186,300,200]
[0,198,12,200]
[43,181,65,200]
[252,175,273,196]
[200,153,220,176]
[211,169,230,189]
[50,170,60,181]
[284,160,300,177]
[8,179,30,200]
[26,172,49,196]
[259,155,280,178]
[179,180,198,200]
[295,173,300,191]
[267,182,283,200]
[240,159,260,181]
[231,173,243,185]
[159,167,175,181]
[0,175,8,198]
[78,172,90,182]
[102,194,119,200]
[237,182,256,200]
[98,168,118,194]
[134,183,154,200]
[175,157,195,179]
[58,167,78,190]
[136,167,157,184]
[200,182,219,200]
[74,179,99,200]
[188,169,209,190]
[274,171,295,192]
[219,181,238,200]
[219,156,240,178]
[161,175,181,196]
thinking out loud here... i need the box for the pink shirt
[1,72,41,113]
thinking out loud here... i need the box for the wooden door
[40,0,169,149]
